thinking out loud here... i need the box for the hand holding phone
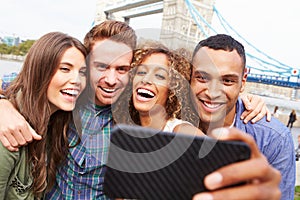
[104,124,251,200]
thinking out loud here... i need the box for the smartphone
[103,124,251,200]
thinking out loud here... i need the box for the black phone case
[103,124,251,200]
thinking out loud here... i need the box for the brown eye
[60,67,70,72]
[117,66,130,74]
[196,75,207,82]
[79,68,87,76]
[155,73,166,80]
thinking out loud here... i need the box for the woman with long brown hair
[0,32,87,199]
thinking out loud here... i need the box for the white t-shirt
[163,118,193,132]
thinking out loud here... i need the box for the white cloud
[0,0,97,40]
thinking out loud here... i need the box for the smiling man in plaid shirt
[44,20,137,199]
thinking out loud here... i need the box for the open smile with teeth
[61,89,80,97]
[202,100,223,109]
[100,86,118,93]
[137,88,155,98]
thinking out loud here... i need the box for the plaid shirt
[46,101,113,200]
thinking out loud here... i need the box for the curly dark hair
[112,43,199,127]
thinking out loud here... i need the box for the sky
[0,0,299,69]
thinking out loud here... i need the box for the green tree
[10,45,19,55]
[0,39,35,57]
[0,43,10,55]
[18,40,35,56]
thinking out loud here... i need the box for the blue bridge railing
[247,74,300,89]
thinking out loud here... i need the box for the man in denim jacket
[190,34,295,200]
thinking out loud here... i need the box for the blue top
[1,72,18,91]
[45,102,113,200]
[234,98,295,200]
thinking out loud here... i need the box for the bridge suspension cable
[184,0,294,77]
[213,6,293,75]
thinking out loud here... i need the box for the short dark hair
[192,34,246,69]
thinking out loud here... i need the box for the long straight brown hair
[5,32,87,197]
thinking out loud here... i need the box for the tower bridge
[95,0,215,50]
[104,0,162,13]
[95,0,299,99]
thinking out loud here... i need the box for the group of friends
[0,20,296,199]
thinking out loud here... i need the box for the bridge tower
[95,0,215,50]
[159,0,215,50]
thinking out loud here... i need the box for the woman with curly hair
[0,32,87,199]
[113,43,203,135]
